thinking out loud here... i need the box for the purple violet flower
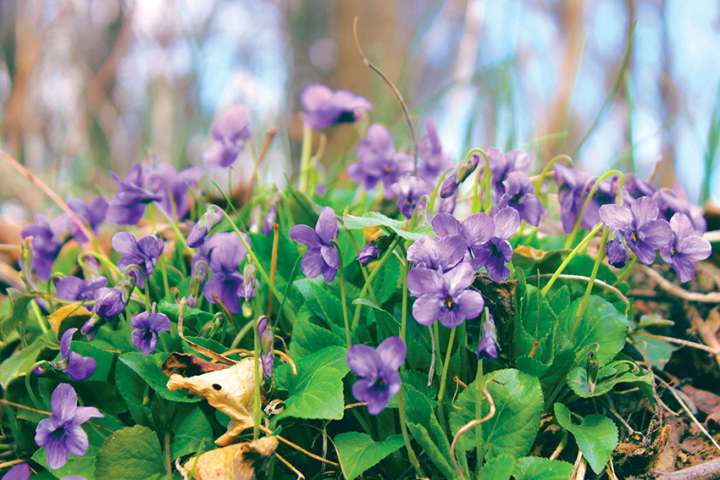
[262,204,277,236]
[407,262,485,327]
[67,197,108,244]
[1,463,30,480]
[54,276,107,301]
[93,287,125,320]
[554,164,589,233]
[258,316,274,379]
[654,187,707,233]
[484,148,531,195]
[431,212,493,269]
[498,171,544,226]
[147,163,203,219]
[407,235,466,273]
[21,215,68,280]
[112,232,164,288]
[34,384,102,469]
[187,206,223,248]
[606,237,629,268]
[347,336,406,415]
[289,207,340,282]
[440,152,481,199]
[417,120,452,182]
[202,232,249,313]
[107,165,162,225]
[348,124,413,192]
[204,105,252,168]
[472,207,520,282]
[599,196,672,265]
[357,243,380,266]
[476,312,499,360]
[130,311,170,355]
[660,213,711,282]
[625,175,657,199]
[301,84,372,130]
[391,176,429,219]
[52,328,96,381]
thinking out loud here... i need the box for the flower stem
[299,123,312,193]
[252,315,262,440]
[400,258,409,341]
[474,359,485,473]
[564,170,624,248]
[396,387,423,476]
[335,244,352,348]
[614,255,637,284]
[437,327,457,403]
[573,227,609,332]
[351,237,400,330]
[542,223,603,296]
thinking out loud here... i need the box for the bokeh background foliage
[0,0,718,225]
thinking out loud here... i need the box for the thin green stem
[400,259,409,341]
[614,255,637,284]
[573,227,610,331]
[397,388,423,475]
[31,300,48,334]
[24,372,42,408]
[252,316,261,439]
[437,327,457,403]
[542,224,603,296]
[299,123,312,193]
[335,243,352,348]
[351,237,400,330]
[565,170,624,248]
[474,358,485,472]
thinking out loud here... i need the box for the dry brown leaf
[179,436,278,480]
[47,302,93,334]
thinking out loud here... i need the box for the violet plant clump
[1,78,715,480]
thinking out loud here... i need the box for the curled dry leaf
[178,435,278,480]
[162,352,228,377]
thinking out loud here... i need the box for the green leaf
[288,307,344,359]
[554,403,618,474]
[513,457,574,480]
[32,447,97,480]
[449,369,543,460]
[158,301,213,327]
[633,335,678,369]
[566,360,653,398]
[477,454,516,480]
[274,346,349,421]
[119,352,201,403]
[0,333,57,388]
[558,295,629,366]
[294,277,343,328]
[95,426,165,480]
[172,406,213,458]
[407,423,456,479]
[333,432,404,480]
[342,212,431,240]
[115,361,148,425]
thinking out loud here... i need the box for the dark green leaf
[0,333,57,388]
[554,403,618,474]
[333,432,404,480]
[513,456,574,480]
[95,426,165,480]
[566,360,653,398]
[172,406,213,458]
[477,454,516,480]
[119,352,201,403]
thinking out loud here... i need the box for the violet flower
[554,164,589,233]
[476,312,499,360]
[625,175,656,199]
[431,212,493,269]
[357,243,380,266]
[440,152,481,199]
[130,311,170,355]
[289,207,340,282]
[407,262,485,327]
[606,237,629,268]
[348,124,413,191]
[107,165,162,225]
[112,232,164,288]
[654,187,707,233]
[599,196,672,265]
[262,204,277,236]
[202,232,249,313]
[93,287,125,320]
[1,463,30,480]
[67,197,108,244]
[147,163,203,219]
[187,206,223,248]
[660,213,711,282]
[21,215,68,280]
[498,171,544,226]
[391,176,429,219]
[204,105,252,168]
[484,148,531,195]
[54,276,107,301]
[472,207,520,282]
[52,328,96,381]
[258,316,274,379]
[34,383,102,469]
[417,120,452,182]
[407,235,466,273]
[347,336,406,415]
[301,84,372,129]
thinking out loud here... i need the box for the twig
[639,265,720,303]
[258,425,338,467]
[0,148,96,245]
[275,452,306,480]
[655,458,720,479]
[655,375,720,452]
[450,384,495,480]
[635,331,720,354]
[177,298,235,365]
[352,17,418,171]
[534,273,630,313]
[572,450,587,480]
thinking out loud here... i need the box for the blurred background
[0,0,719,231]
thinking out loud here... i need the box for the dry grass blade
[639,265,720,303]
[449,383,495,480]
